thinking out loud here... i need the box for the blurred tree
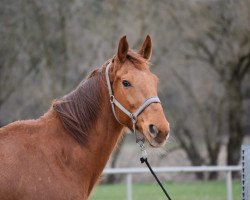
[184,0,250,174]
[159,0,250,179]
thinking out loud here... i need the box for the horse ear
[138,35,152,60]
[117,35,129,63]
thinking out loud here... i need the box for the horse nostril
[149,124,158,138]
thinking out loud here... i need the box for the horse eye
[122,80,132,88]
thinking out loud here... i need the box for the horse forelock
[53,68,105,145]
[126,50,149,70]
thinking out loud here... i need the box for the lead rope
[140,156,172,200]
[134,126,172,200]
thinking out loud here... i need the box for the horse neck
[57,70,124,193]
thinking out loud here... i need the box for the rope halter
[105,62,161,155]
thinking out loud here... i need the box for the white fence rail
[103,165,241,200]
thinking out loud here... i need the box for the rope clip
[137,140,147,159]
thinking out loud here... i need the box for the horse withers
[0,35,170,200]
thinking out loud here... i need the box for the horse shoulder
[0,113,87,199]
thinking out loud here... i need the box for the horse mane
[53,67,105,145]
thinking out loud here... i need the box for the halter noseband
[105,62,161,144]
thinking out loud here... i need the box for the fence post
[126,173,132,200]
[226,171,233,200]
[242,145,250,200]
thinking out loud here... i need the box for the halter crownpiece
[105,62,161,147]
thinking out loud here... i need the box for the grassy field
[89,180,241,200]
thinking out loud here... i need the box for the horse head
[106,35,170,147]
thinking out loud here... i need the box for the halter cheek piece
[105,62,161,145]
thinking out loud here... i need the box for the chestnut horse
[0,35,170,200]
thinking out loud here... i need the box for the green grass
[89,180,241,200]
